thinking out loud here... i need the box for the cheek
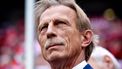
[63,30,81,52]
[38,35,48,58]
[38,34,46,49]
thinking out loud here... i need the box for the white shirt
[72,60,87,69]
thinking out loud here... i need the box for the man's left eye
[55,20,66,25]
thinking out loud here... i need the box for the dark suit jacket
[83,64,93,69]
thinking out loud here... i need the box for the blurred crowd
[0,19,25,69]
[0,9,122,69]
[91,17,122,59]
[90,9,122,60]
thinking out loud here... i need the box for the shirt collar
[72,60,87,69]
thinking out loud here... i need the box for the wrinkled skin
[37,5,83,62]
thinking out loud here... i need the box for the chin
[45,51,68,62]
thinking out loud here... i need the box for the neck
[49,50,85,69]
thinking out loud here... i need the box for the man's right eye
[39,24,48,32]
[41,25,48,31]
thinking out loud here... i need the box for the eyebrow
[38,16,71,30]
[38,17,50,29]
[53,17,71,26]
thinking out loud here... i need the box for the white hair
[92,34,100,46]
[91,46,121,69]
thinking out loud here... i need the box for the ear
[81,30,93,47]
[103,55,114,69]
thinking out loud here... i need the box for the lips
[46,43,64,50]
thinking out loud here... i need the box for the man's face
[37,5,83,62]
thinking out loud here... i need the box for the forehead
[40,5,77,20]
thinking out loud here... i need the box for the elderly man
[88,46,121,69]
[35,0,94,69]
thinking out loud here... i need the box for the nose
[46,22,56,39]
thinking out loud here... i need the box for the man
[35,0,94,69]
[88,46,121,69]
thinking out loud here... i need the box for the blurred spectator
[88,46,121,69]
[0,18,25,69]
[0,47,13,69]
[90,9,122,60]
[106,33,122,59]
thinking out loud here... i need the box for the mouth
[46,43,64,50]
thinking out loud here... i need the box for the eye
[39,23,48,32]
[54,20,67,25]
